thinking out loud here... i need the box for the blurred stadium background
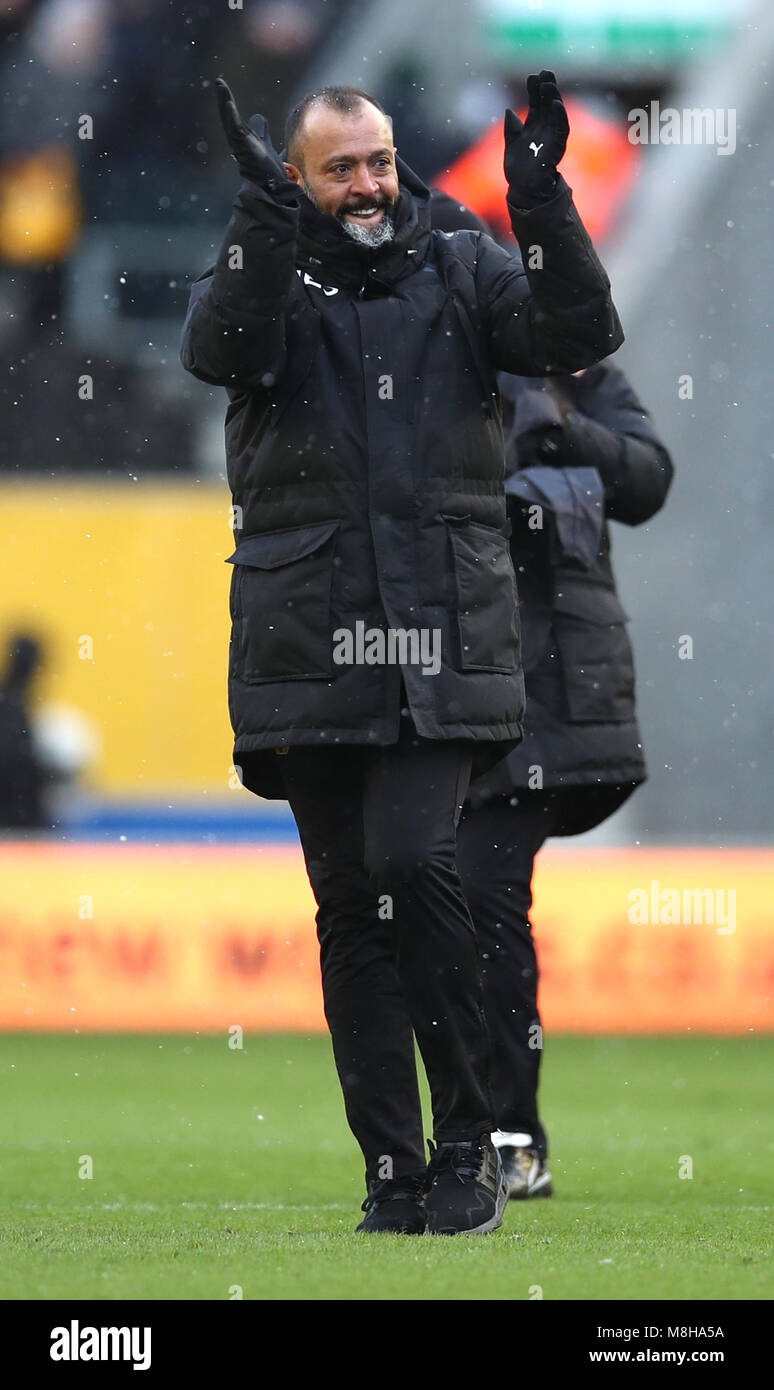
[1,0,772,1043]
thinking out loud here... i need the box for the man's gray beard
[302,179,395,247]
[341,210,395,248]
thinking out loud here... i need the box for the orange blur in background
[434,97,641,244]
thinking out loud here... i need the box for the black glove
[503,70,569,209]
[516,423,568,468]
[215,77,301,204]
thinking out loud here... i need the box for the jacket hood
[285,150,433,290]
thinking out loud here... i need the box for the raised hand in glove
[504,70,569,210]
[215,77,301,204]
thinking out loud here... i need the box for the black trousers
[456,783,631,1160]
[279,713,495,1183]
[456,792,555,1160]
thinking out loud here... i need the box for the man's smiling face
[284,100,399,245]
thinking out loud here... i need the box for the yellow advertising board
[0,483,235,796]
[1,845,771,1033]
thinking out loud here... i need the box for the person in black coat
[456,364,674,1197]
[430,185,673,1199]
[181,73,624,1234]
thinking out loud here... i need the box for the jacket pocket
[443,515,520,672]
[552,586,635,722]
[225,520,340,682]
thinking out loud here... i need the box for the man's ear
[284,161,303,186]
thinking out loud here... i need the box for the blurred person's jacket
[466,365,674,831]
[430,186,673,831]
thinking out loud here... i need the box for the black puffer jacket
[466,362,674,828]
[180,157,623,798]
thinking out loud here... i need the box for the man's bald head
[283,86,399,246]
[284,86,392,171]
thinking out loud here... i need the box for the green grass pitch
[0,1033,771,1301]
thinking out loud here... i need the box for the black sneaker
[355,1175,427,1234]
[493,1131,554,1200]
[424,1133,507,1235]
